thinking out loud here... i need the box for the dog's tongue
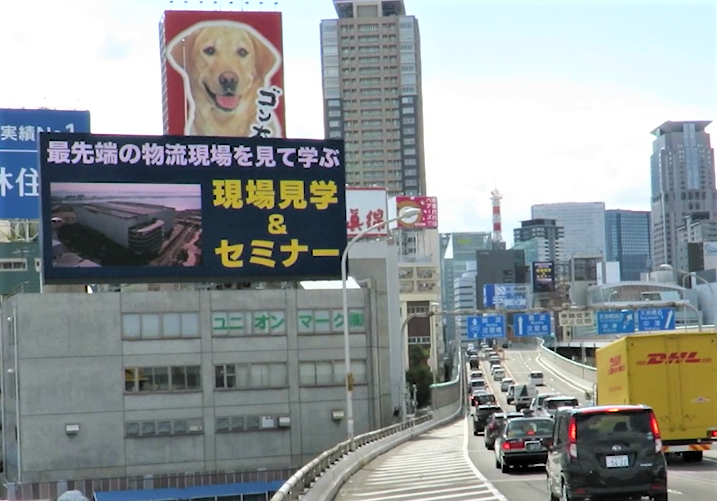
[216,94,239,109]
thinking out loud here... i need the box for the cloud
[422,77,713,243]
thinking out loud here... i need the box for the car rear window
[576,411,652,437]
[507,419,554,437]
[478,405,502,414]
[476,394,497,405]
[530,372,544,378]
[546,398,578,410]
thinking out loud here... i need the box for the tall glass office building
[605,210,652,281]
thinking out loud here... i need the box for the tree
[406,345,433,408]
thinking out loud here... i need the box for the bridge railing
[269,367,463,501]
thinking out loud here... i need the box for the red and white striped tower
[491,188,503,243]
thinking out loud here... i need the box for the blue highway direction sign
[467,315,505,339]
[636,307,675,332]
[513,312,552,337]
[596,310,635,335]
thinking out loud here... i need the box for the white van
[512,383,538,411]
[529,371,544,386]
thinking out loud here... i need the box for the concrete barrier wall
[537,340,597,384]
[431,377,461,409]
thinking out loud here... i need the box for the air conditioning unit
[188,425,203,433]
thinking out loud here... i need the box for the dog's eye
[203,47,216,56]
[237,48,249,57]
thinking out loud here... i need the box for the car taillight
[568,417,578,459]
[649,412,662,453]
[502,439,524,450]
[709,429,717,439]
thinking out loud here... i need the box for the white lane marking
[463,415,510,501]
[669,488,684,495]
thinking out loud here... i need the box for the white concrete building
[74,202,176,255]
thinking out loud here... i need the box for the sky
[1,0,714,245]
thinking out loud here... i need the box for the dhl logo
[636,352,712,366]
[608,354,626,375]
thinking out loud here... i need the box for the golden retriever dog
[166,21,283,137]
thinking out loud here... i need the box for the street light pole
[341,206,420,445]
[659,264,716,327]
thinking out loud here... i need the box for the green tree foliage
[406,345,433,408]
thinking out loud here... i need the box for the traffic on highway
[465,341,717,501]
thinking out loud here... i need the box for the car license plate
[606,455,629,468]
[525,441,541,451]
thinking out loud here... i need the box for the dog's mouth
[203,83,240,111]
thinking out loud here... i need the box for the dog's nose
[219,72,238,92]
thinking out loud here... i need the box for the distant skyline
[2,0,714,245]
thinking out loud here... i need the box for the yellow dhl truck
[595,331,717,462]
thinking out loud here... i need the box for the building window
[0,259,27,271]
[299,360,367,386]
[215,363,288,389]
[124,366,201,393]
[215,414,286,433]
[122,312,199,339]
[125,418,202,437]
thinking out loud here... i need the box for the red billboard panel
[394,196,438,229]
[160,10,285,138]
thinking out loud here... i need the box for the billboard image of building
[0,108,91,219]
[50,183,201,267]
[160,11,285,138]
[39,133,346,284]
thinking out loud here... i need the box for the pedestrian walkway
[335,417,507,501]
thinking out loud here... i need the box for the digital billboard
[160,10,285,138]
[345,187,388,238]
[39,133,345,284]
[0,109,90,219]
[532,261,556,293]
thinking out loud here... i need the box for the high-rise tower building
[513,218,565,264]
[320,0,426,197]
[650,121,716,267]
[605,209,652,281]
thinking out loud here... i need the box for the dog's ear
[169,28,201,70]
[251,33,278,81]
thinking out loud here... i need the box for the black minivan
[546,405,667,501]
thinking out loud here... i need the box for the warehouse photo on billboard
[165,19,283,138]
[49,182,202,268]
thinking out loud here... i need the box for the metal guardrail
[269,414,432,501]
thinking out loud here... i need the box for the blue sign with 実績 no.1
[636,307,675,331]
[596,310,635,335]
[0,108,91,219]
[513,312,552,337]
[466,314,505,339]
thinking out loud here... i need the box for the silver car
[500,378,514,392]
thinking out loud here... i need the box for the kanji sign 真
[39,133,346,284]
